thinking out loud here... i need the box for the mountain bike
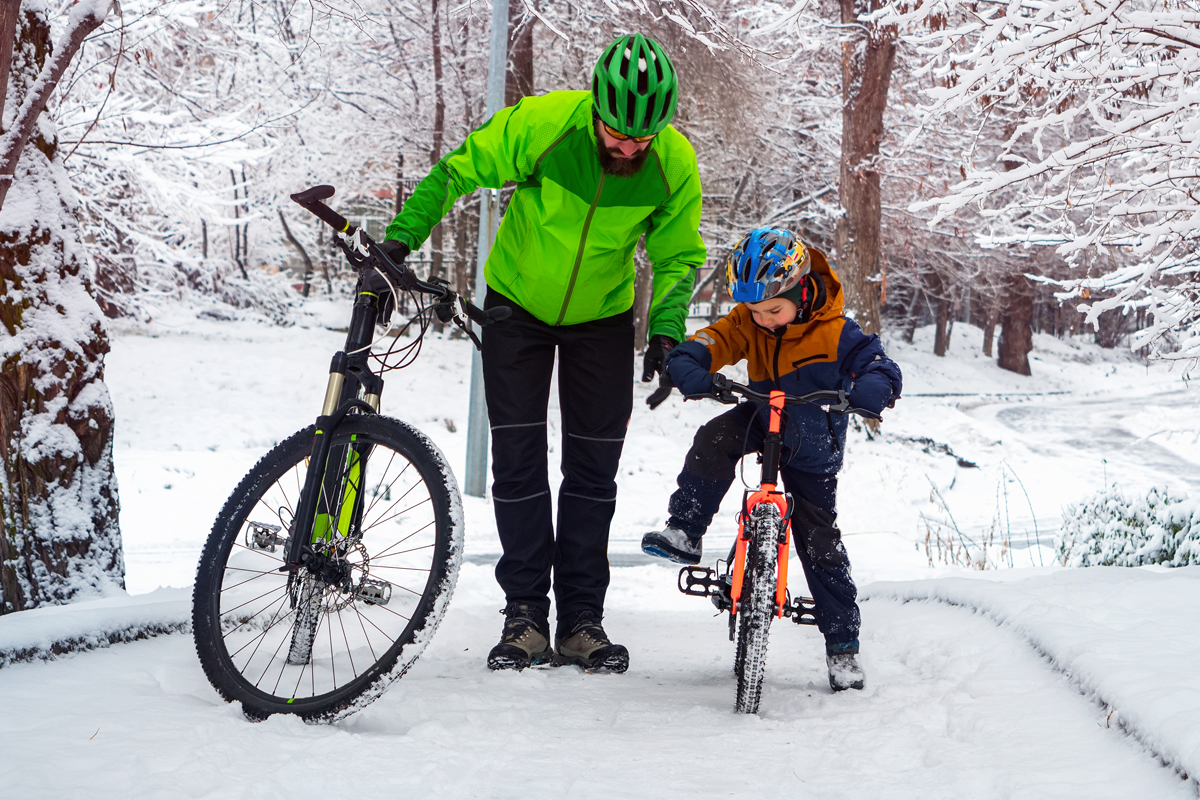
[191,185,508,722]
[657,373,877,714]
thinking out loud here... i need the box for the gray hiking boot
[487,601,553,671]
[555,610,629,673]
[641,525,702,565]
[826,640,865,691]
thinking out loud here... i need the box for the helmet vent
[607,84,619,120]
[644,95,657,127]
[626,91,637,128]
[659,88,673,123]
[637,61,649,94]
[603,46,617,71]
[652,51,663,82]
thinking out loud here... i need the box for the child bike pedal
[642,227,903,692]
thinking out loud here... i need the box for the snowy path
[3,564,1197,799]
[3,313,1199,797]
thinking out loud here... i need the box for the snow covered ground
[2,302,1199,798]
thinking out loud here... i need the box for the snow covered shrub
[1058,486,1200,568]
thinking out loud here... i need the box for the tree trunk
[982,303,999,357]
[927,270,951,356]
[1,5,123,615]
[506,0,534,107]
[0,1,109,212]
[278,210,313,298]
[902,285,922,343]
[997,274,1034,375]
[834,0,896,337]
[1094,306,1125,349]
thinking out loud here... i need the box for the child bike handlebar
[648,371,882,421]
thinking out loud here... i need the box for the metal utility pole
[464,0,509,497]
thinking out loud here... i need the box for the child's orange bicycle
[662,373,878,713]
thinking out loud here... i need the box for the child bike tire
[732,503,780,714]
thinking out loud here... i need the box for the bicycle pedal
[678,566,733,611]
[354,578,392,606]
[245,522,285,552]
[783,595,819,626]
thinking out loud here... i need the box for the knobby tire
[191,415,462,722]
[733,503,780,714]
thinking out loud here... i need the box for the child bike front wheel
[191,414,462,722]
[732,502,782,714]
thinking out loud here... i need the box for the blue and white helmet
[726,227,811,304]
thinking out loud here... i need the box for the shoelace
[500,604,544,642]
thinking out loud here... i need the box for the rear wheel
[733,503,780,714]
[192,415,462,721]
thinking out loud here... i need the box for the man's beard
[597,141,651,177]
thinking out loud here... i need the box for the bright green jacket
[385,90,705,340]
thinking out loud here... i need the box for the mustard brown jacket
[664,249,902,474]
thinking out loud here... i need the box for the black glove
[647,372,674,409]
[641,334,678,382]
[378,238,410,266]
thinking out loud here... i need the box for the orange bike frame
[729,390,792,618]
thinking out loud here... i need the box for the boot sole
[641,541,701,566]
[554,644,629,674]
[487,647,554,671]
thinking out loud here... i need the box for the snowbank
[0,588,189,667]
[864,566,1200,784]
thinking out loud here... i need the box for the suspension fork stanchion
[284,290,382,571]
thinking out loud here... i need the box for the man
[382,33,706,673]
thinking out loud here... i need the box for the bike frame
[281,185,503,585]
[729,390,792,619]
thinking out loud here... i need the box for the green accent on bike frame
[287,698,295,704]
[311,434,363,545]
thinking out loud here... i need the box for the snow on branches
[882,0,1200,362]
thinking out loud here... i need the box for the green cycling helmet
[592,33,679,138]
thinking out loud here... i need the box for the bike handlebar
[289,185,511,336]
[647,371,881,421]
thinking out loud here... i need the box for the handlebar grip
[290,185,351,233]
[461,301,512,327]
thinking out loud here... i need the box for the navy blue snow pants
[666,402,860,645]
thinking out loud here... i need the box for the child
[641,227,902,691]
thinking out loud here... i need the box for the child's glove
[641,334,678,382]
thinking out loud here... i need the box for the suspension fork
[729,390,792,618]
[284,285,386,574]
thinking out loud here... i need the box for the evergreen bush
[1059,486,1200,567]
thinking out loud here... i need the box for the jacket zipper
[771,329,784,388]
[555,173,606,325]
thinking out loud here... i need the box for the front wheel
[191,415,463,722]
[733,503,781,714]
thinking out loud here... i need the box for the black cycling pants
[482,289,633,623]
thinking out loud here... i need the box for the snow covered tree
[0,0,123,614]
[883,0,1200,364]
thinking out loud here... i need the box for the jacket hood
[802,247,845,325]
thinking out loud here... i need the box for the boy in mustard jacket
[642,227,902,690]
